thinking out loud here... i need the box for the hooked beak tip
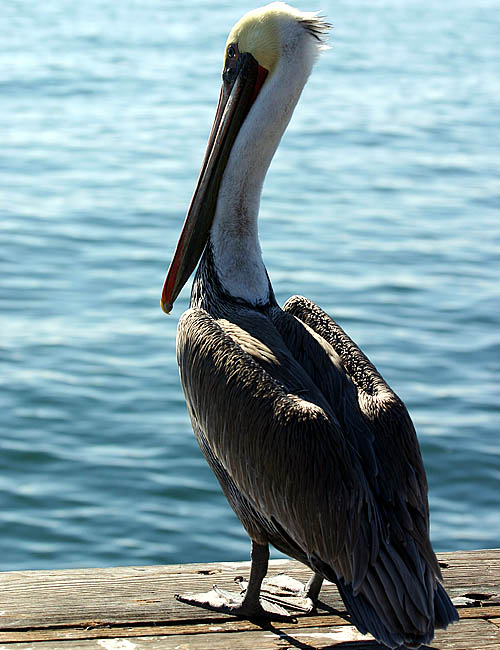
[161,299,173,315]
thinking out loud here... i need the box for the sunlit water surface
[1,0,499,570]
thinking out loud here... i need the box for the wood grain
[0,549,498,649]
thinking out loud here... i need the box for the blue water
[1,0,499,571]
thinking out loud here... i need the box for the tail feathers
[337,577,404,648]
[434,582,459,628]
[314,546,458,650]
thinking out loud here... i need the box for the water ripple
[1,0,499,570]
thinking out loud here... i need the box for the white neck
[210,28,318,304]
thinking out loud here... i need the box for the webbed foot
[235,573,319,613]
[175,584,291,618]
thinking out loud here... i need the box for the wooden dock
[0,549,499,649]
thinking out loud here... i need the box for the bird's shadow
[257,621,439,650]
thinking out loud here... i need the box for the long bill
[161,52,268,314]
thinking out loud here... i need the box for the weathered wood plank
[1,619,500,650]
[0,606,499,645]
[0,550,498,649]
[1,550,499,630]
[0,613,346,644]
[0,560,332,629]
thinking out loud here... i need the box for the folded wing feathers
[177,307,369,563]
[177,302,457,648]
[281,295,457,645]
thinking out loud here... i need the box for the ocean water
[1,0,499,571]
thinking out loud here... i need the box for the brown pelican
[160,3,458,648]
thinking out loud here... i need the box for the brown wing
[176,306,375,585]
[280,294,440,578]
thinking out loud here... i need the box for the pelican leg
[241,541,271,613]
[234,548,320,615]
[302,572,324,601]
[175,541,290,619]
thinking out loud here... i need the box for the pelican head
[161,3,329,314]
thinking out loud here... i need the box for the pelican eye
[223,43,240,81]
